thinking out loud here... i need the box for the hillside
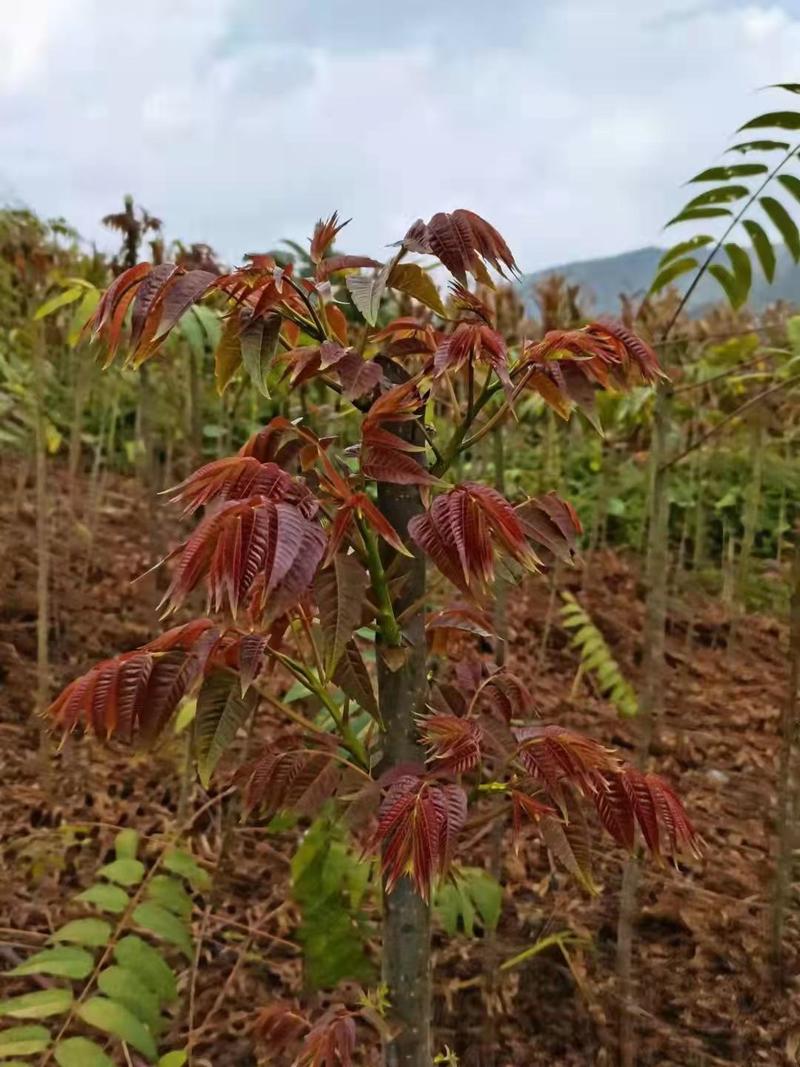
[524,243,800,315]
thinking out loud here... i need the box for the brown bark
[770,538,800,977]
[616,382,671,1067]
[376,365,431,1067]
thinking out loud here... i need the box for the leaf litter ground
[0,464,797,1065]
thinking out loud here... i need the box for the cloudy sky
[2,0,800,272]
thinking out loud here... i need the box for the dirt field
[0,461,796,1066]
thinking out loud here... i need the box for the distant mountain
[523,244,800,316]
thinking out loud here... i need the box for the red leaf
[159,497,326,620]
[409,484,540,600]
[237,744,340,818]
[403,209,518,284]
[420,714,482,773]
[166,456,318,518]
[310,212,350,264]
[372,776,467,899]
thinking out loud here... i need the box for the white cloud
[1,0,799,271]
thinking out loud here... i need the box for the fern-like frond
[560,592,638,718]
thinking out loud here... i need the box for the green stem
[359,518,403,647]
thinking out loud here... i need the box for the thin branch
[661,371,800,471]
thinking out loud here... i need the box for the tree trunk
[376,367,431,1067]
[770,537,800,978]
[616,382,671,1067]
[32,326,51,768]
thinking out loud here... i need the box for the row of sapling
[45,208,699,1067]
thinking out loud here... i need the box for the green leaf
[159,1052,188,1067]
[346,262,391,325]
[10,947,94,980]
[162,849,210,892]
[97,966,161,1029]
[132,903,193,958]
[114,937,177,1003]
[689,164,767,181]
[657,235,713,269]
[240,312,281,398]
[0,1024,51,1056]
[648,256,698,295]
[666,206,732,227]
[146,875,193,920]
[684,184,749,210]
[727,139,790,154]
[75,883,129,915]
[67,287,100,348]
[722,243,752,307]
[316,555,370,677]
[55,1036,116,1067]
[115,828,140,860]
[466,871,503,932]
[739,110,800,131]
[52,918,111,948]
[173,697,197,735]
[388,262,446,317]
[0,988,73,1019]
[760,196,800,260]
[435,882,474,937]
[78,996,157,1061]
[742,219,777,282]
[194,671,255,788]
[34,286,84,321]
[777,172,800,205]
[708,264,740,308]
[98,858,145,887]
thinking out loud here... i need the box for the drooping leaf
[238,746,340,819]
[214,314,242,394]
[708,264,744,309]
[346,262,391,326]
[0,988,73,1019]
[540,811,597,893]
[648,256,698,295]
[331,640,379,722]
[194,670,256,787]
[742,219,777,282]
[77,996,158,1060]
[657,235,713,269]
[9,947,94,980]
[316,555,370,677]
[778,172,800,205]
[240,312,281,397]
[34,285,84,321]
[403,209,518,284]
[760,196,800,261]
[388,262,446,316]
[52,918,111,948]
[55,1036,116,1067]
[114,937,177,1003]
